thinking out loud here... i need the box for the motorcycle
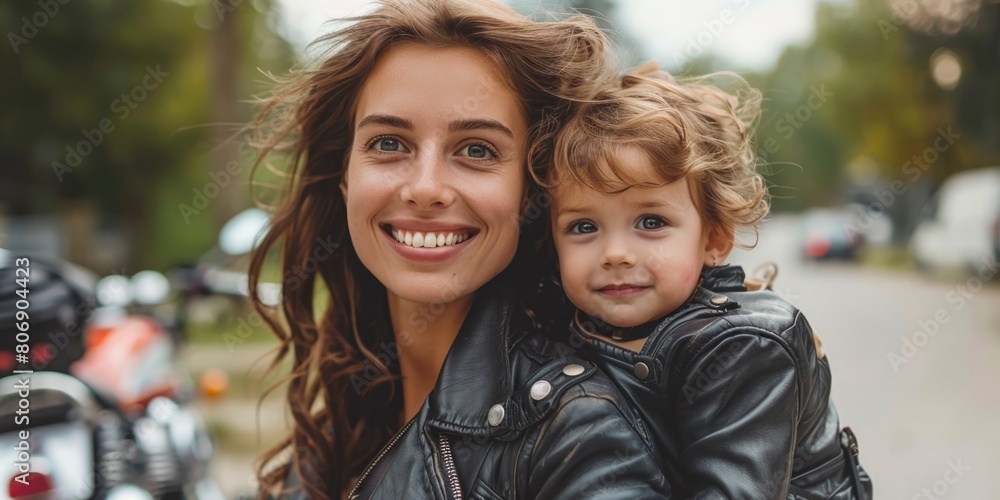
[0,207,272,499]
[0,258,225,499]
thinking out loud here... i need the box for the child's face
[551,150,725,328]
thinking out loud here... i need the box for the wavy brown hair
[541,65,769,247]
[243,0,615,497]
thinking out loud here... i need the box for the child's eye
[636,215,667,230]
[568,221,598,234]
[457,142,499,160]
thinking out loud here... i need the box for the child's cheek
[682,261,702,284]
[683,270,694,284]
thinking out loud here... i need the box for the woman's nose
[399,153,455,209]
[601,240,637,269]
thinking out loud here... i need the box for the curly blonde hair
[540,65,769,247]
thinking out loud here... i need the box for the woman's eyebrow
[355,115,513,139]
[357,113,413,130]
[448,119,514,139]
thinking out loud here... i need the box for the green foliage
[1,0,293,271]
[750,1,1000,213]
[661,1,1000,218]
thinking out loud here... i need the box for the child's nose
[601,241,637,269]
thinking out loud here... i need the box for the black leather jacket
[279,281,671,499]
[572,266,872,499]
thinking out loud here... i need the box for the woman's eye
[374,137,401,152]
[365,136,407,153]
[458,143,497,160]
[637,215,667,230]
[568,221,598,234]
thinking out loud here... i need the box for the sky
[273,0,853,71]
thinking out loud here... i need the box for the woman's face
[342,43,528,306]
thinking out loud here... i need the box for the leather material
[278,279,671,499]
[574,265,872,499]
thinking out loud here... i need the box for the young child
[542,66,872,498]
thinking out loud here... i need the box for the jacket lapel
[425,280,515,437]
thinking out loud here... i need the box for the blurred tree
[739,0,999,239]
[0,0,293,272]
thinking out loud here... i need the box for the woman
[245,0,669,498]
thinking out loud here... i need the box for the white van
[910,167,1000,274]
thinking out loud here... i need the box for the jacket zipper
[438,433,463,500]
[349,418,416,499]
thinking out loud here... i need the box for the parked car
[910,167,1000,275]
[800,206,866,260]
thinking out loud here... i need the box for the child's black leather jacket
[573,265,872,499]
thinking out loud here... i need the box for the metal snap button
[487,404,505,427]
[562,364,585,376]
[710,295,728,305]
[633,362,650,380]
[530,380,552,401]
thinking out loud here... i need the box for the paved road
[730,215,1000,499]
[193,214,1000,498]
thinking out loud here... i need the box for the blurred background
[2,0,999,497]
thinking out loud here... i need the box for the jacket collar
[575,310,660,342]
[701,264,747,292]
[424,279,516,437]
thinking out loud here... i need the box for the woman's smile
[380,221,479,248]
[388,229,472,248]
[379,220,481,263]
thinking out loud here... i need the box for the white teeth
[390,228,471,248]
